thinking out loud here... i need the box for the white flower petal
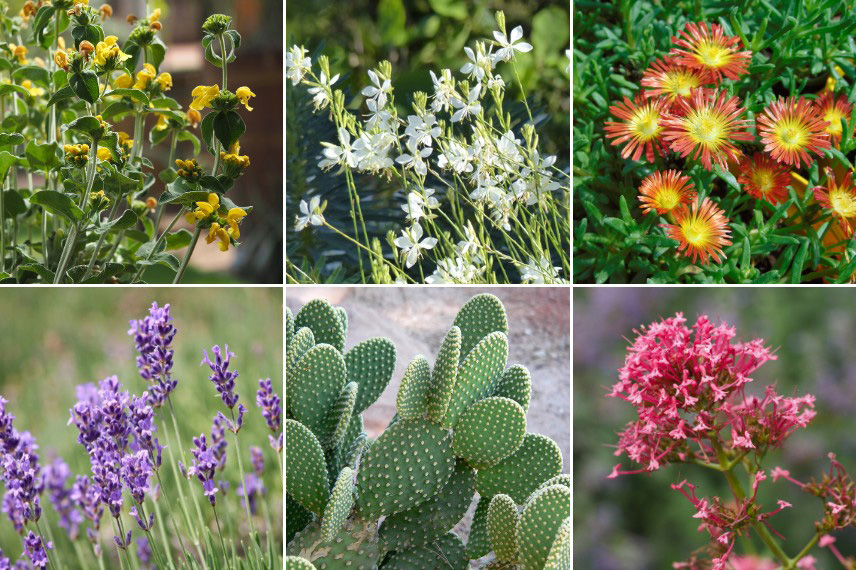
[515,42,533,53]
[421,237,438,249]
[493,30,507,44]
[510,26,523,43]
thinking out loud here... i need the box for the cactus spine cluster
[286,294,569,570]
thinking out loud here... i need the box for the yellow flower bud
[186,108,201,128]
[236,86,256,112]
[54,50,69,70]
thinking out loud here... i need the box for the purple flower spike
[113,529,133,550]
[44,458,83,540]
[187,434,219,506]
[71,475,103,537]
[201,345,240,409]
[137,537,153,570]
[23,532,51,568]
[121,451,152,505]
[130,505,155,532]
[128,395,163,469]
[256,378,282,451]
[129,302,178,408]
[250,446,264,478]
[237,474,265,516]
[211,416,228,471]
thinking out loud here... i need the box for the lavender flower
[237,474,265,516]
[137,537,153,570]
[43,458,83,540]
[256,378,282,451]
[185,434,219,506]
[129,302,178,407]
[0,549,9,570]
[0,398,44,531]
[211,415,228,471]
[71,475,103,543]
[121,451,151,505]
[201,345,239,409]
[250,446,264,478]
[128,395,163,469]
[23,532,51,568]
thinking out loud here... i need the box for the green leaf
[30,190,84,222]
[0,133,24,147]
[18,263,55,282]
[378,0,408,46]
[161,190,211,206]
[0,84,31,98]
[178,130,201,156]
[94,210,138,234]
[150,96,181,110]
[101,100,135,120]
[147,38,167,71]
[740,236,751,271]
[201,112,215,153]
[532,6,570,56]
[0,151,16,181]
[66,115,102,139]
[198,175,224,194]
[12,66,51,86]
[426,0,467,20]
[48,85,76,106]
[67,262,124,284]
[212,110,245,150]
[69,71,100,104]
[165,229,193,250]
[104,88,149,104]
[3,190,26,218]
[25,141,60,171]
[790,239,809,284]
[71,24,104,48]
[31,5,58,47]
[159,168,178,184]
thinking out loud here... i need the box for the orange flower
[669,22,752,82]
[664,198,732,265]
[757,96,831,168]
[814,91,853,146]
[813,167,856,237]
[604,93,670,163]
[662,88,753,171]
[638,170,696,215]
[737,153,791,205]
[641,56,711,106]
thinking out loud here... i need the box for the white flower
[294,196,325,230]
[393,223,438,268]
[306,71,339,110]
[518,256,564,284]
[401,188,440,223]
[365,98,395,133]
[486,73,505,91]
[361,69,392,110]
[404,114,442,148]
[286,46,312,85]
[353,132,394,172]
[492,26,533,63]
[318,127,358,170]
[451,84,482,123]
[456,222,480,258]
[460,43,493,83]
[437,140,473,173]
[430,70,455,113]
[396,143,432,177]
[425,257,483,284]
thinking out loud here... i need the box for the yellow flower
[156,72,172,92]
[206,223,231,252]
[190,85,220,111]
[99,4,113,20]
[94,36,130,67]
[225,207,248,239]
[97,147,112,161]
[185,193,220,225]
[118,132,133,151]
[21,80,45,97]
[154,113,169,131]
[54,49,69,70]
[149,8,162,22]
[186,108,201,128]
[236,86,255,111]
[113,72,133,89]
[133,63,156,90]
[9,44,28,65]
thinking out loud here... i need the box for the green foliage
[286,294,567,568]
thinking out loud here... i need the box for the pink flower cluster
[607,313,815,477]
[774,453,856,534]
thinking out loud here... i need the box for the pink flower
[796,556,817,570]
[818,534,835,547]
[732,429,755,449]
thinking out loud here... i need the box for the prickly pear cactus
[286,294,568,569]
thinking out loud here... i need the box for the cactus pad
[476,433,563,503]
[543,516,570,570]
[321,467,355,542]
[535,474,571,494]
[355,418,455,519]
[396,356,431,421]
[517,485,571,570]
[289,344,347,436]
[453,397,526,468]
[466,496,491,559]
[295,299,347,352]
[487,494,519,563]
[452,293,508,363]
[427,326,461,424]
[286,327,315,379]
[286,420,330,515]
[321,381,357,448]
[493,365,532,413]
[343,432,368,469]
[286,493,313,544]
[286,307,295,347]
[345,337,397,414]
[335,306,348,339]
[286,556,316,570]
[381,532,468,570]
[287,518,379,570]
[379,459,474,550]
[442,331,509,429]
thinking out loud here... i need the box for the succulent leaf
[286,307,295,347]
[345,337,397,414]
[476,433,563,503]
[285,556,316,570]
[321,467,355,542]
[465,495,492,559]
[517,484,571,570]
[427,326,461,424]
[543,516,570,570]
[381,532,468,570]
[286,493,313,544]
[453,396,526,468]
[493,364,532,413]
[287,518,379,570]
[442,331,509,429]
[321,381,357,448]
[487,494,519,563]
[295,299,346,352]
[396,355,431,420]
[288,344,347,436]
[452,293,508,363]
[286,419,330,515]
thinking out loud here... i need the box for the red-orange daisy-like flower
[813,167,856,237]
[641,56,711,106]
[737,153,792,205]
[604,94,671,163]
[669,22,752,82]
[664,197,732,265]
[757,96,831,168]
[662,88,753,171]
[638,170,697,215]
[814,91,853,145]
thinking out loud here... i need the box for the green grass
[0,288,282,568]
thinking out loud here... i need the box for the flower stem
[229,411,256,536]
[212,505,228,562]
[54,140,99,283]
[132,206,186,283]
[172,225,201,283]
[83,192,124,280]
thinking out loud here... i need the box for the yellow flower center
[655,186,680,211]
[694,41,731,68]
[630,107,661,140]
[664,71,700,98]
[824,109,845,137]
[775,120,808,149]
[681,217,711,246]
[752,170,774,195]
[830,187,856,218]
[686,108,726,147]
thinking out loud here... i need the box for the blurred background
[285,0,570,281]
[0,288,282,563]
[286,286,570,553]
[574,288,856,568]
[9,0,282,282]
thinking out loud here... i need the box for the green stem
[137,502,166,569]
[53,141,99,283]
[153,469,190,568]
[132,206,185,282]
[172,225,201,283]
[212,505,228,562]
[83,192,124,280]
[229,412,256,536]
[166,397,209,553]
[784,533,820,569]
